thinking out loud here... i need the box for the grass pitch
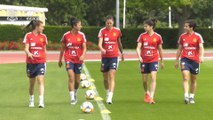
[0,60,213,120]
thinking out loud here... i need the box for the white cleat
[70,99,77,105]
[29,102,35,108]
[38,103,45,108]
[189,98,195,104]
[106,96,113,104]
[184,97,189,104]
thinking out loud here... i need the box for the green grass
[0,61,213,120]
[0,63,102,120]
[86,60,213,120]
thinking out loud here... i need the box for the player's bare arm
[175,45,183,69]
[136,42,143,63]
[58,42,65,67]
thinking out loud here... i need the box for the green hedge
[0,25,213,49]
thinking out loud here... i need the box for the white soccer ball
[80,73,87,81]
[85,90,96,100]
[81,101,94,113]
[81,80,91,88]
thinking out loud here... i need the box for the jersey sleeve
[44,35,48,45]
[60,34,66,44]
[82,33,87,43]
[157,35,163,45]
[137,34,143,43]
[98,29,104,38]
[23,34,30,44]
[178,35,183,45]
[197,34,204,44]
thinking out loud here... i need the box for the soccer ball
[85,90,96,100]
[81,101,94,113]
[80,73,87,81]
[81,80,91,88]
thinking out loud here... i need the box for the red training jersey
[178,32,204,63]
[61,31,87,64]
[98,27,122,58]
[137,32,163,63]
[23,32,48,64]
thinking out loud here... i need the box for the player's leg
[37,75,45,108]
[66,62,76,104]
[106,57,119,104]
[150,71,157,104]
[189,61,199,104]
[180,58,191,104]
[29,77,36,107]
[107,69,116,104]
[73,64,82,104]
[27,64,36,107]
[101,58,110,97]
[148,62,158,104]
[141,63,150,103]
[36,63,46,108]
[189,74,197,103]
[181,70,190,104]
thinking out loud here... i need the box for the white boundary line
[83,63,111,120]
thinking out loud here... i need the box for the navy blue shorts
[26,63,46,78]
[180,58,200,74]
[101,57,119,72]
[140,62,158,74]
[66,62,82,74]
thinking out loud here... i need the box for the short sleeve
[23,34,29,44]
[98,29,103,38]
[137,34,143,43]
[197,34,204,44]
[82,33,87,43]
[61,34,65,43]
[178,35,183,45]
[44,35,48,45]
[157,35,163,45]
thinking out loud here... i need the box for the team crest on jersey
[113,32,117,36]
[77,38,81,42]
[153,38,157,42]
[40,38,44,42]
[193,38,197,42]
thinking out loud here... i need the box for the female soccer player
[23,20,47,108]
[98,15,124,104]
[136,19,164,104]
[175,20,204,104]
[58,17,87,105]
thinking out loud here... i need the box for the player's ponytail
[23,20,43,31]
[70,17,80,28]
[144,18,157,29]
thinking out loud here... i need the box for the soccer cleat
[38,103,45,108]
[189,98,195,104]
[184,97,189,104]
[106,96,113,105]
[71,99,77,105]
[148,98,155,104]
[144,92,151,103]
[29,101,35,108]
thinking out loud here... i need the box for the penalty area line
[83,63,111,120]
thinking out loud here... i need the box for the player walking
[98,15,124,104]
[23,20,47,108]
[175,20,204,104]
[136,19,164,104]
[58,17,87,105]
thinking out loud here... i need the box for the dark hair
[185,20,197,30]
[105,15,114,21]
[24,20,43,31]
[70,17,80,27]
[144,18,157,29]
